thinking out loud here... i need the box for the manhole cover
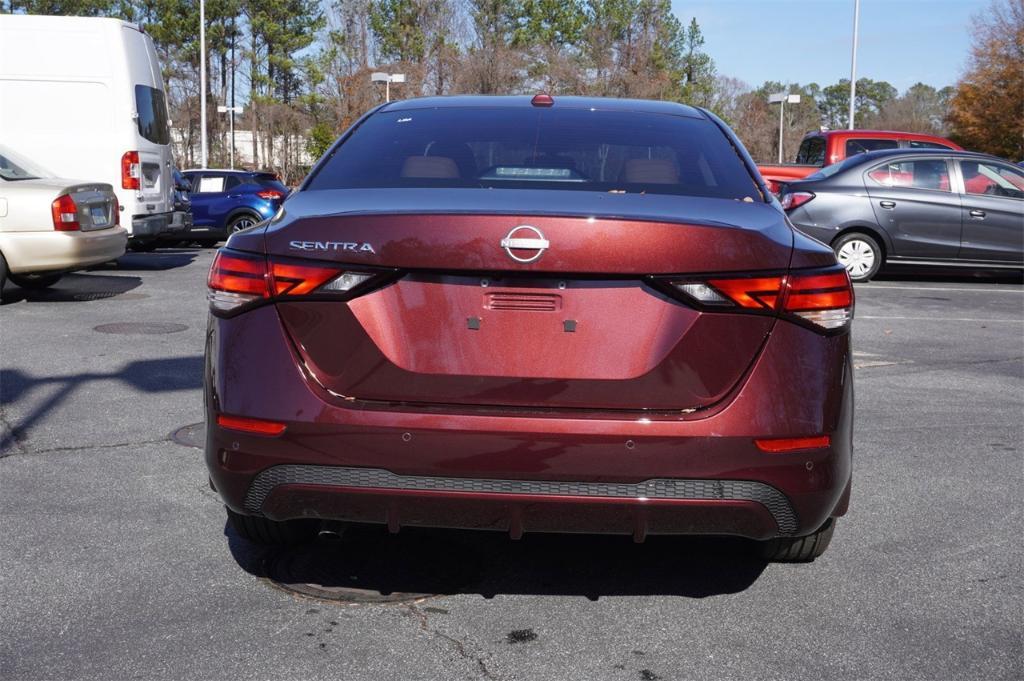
[264,528,481,604]
[94,322,188,335]
[170,422,205,449]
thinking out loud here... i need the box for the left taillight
[207,249,382,315]
[51,195,80,231]
[780,191,815,211]
[255,189,284,200]
[121,151,141,190]
[663,267,854,333]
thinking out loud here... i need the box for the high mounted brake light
[207,249,383,314]
[663,267,854,333]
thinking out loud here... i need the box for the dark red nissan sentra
[205,95,853,561]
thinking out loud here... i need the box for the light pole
[848,0,861,129]
[768,92,801,164]
[217,105,244,169]
[199,0,207,168]
[370,72,406,102]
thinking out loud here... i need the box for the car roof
[182,168,270,175]
[836,148,1005,167]
[380,95,706,119]
[806,129,956,142]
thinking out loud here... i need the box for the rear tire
[128,239,158,252]
[225,506,318,545]
[0,252,8,303]
[758,518,835,562]
[833,232,882,282]
[8,272,62,290]
[227,213,260,234]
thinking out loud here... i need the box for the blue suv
[181,169,289,245]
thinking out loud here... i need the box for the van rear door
[123,25,173,219]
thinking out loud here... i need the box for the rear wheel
[227,213,260,234]
[129,239,158,253]
[8,272,62,290]
[833,232,882,282]
[0,252,8,303]
[225,506,319,545]
[757,518,835,562]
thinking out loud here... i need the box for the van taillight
[664,267,854,332]
[207,249,382,315]
[51,195,80,231]
[121,151,141,190]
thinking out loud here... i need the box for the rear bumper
[130,212,173,238]
[0,227,128,274]
[167,210,192,233]
[205,306,854,540]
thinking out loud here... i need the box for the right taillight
[51,194,80,231]
[782,269,854,330]
[780,191,814,211]
[207,249,386,315]
[121,151,140,190]
[663,266,854,333]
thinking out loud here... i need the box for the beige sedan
[0,145,127,300]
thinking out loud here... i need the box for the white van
[0,15,177,245]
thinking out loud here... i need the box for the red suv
[205,96,854,561]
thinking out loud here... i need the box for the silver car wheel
[837,238,876,279]
[232,217,256,233]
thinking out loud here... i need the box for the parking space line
[859,315,1023,323]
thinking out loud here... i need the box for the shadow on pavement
[0,271,143,304]
[96,249,203,272]
[0,356,204,453]
[227,521,768,600]
[873,267,1023,285]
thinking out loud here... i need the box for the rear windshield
[306,107,761,200]
[253,175,287,191]
[795,136,826,166]
[135,85,170,145]
[846,138,899,157]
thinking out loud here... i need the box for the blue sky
[672,0,987,92]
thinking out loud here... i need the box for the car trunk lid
[266,189,792,412]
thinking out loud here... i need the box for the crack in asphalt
[0,434,177,459]
[856,355,1024,379]
[405,604,497,680]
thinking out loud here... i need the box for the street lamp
[199,0,207,168]
[768,92,801,164]
[217,105,244,169]
[848,0,861,129]
[370,72,406,103]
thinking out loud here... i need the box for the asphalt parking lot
[1,249,1021,681]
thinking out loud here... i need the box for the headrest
[401,156,459,179]
[622,159,679,184]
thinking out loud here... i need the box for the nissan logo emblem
[500,225,549,263]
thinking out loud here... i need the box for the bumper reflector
[216,414,287,436]
[754,435,831,453]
